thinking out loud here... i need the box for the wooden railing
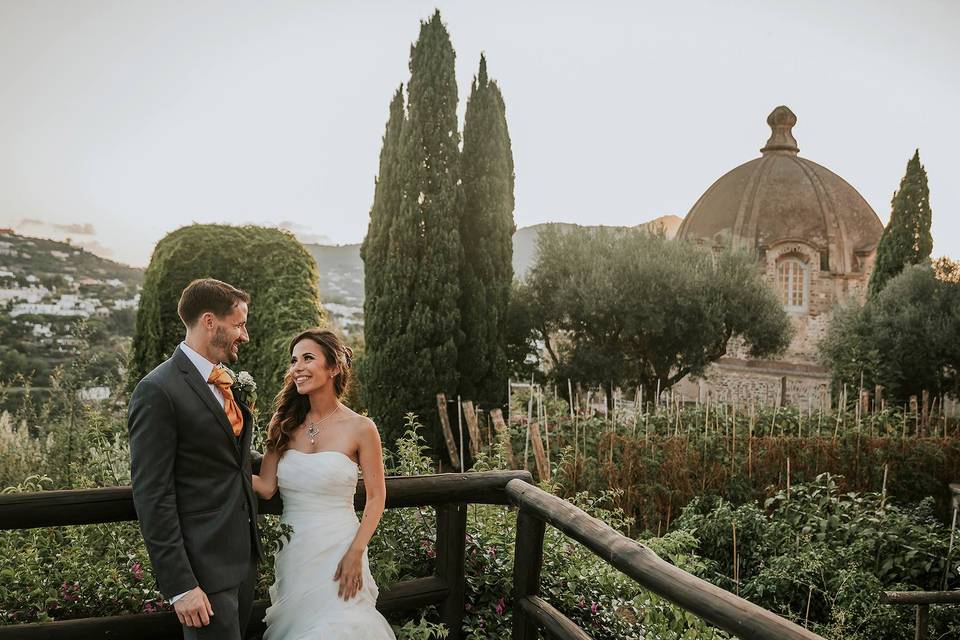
[0,471,826,639]
[0,471,522,640]
[506,480,824,640]
[882,590,960,640]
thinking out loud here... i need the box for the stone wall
[674,358,831,408]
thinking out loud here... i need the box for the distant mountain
[304,215,684,314]
[303,243,364,308]
[0,230,144,287]
[511,215,683,279]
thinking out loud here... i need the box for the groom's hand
[174,586,214,628]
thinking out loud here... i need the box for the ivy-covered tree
[129,224,324,404]
[525,226,792,402]
[868,150,933,297]
[360,11,462,449]
[457,54,516,403]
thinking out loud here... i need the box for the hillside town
[0,229,141,389]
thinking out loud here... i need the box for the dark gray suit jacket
[128,346,262,600]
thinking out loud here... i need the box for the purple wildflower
[131,562,143,581]
[495,597,506,615]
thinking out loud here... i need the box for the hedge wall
[129,224,324,405]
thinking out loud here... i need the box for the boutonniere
[224,367,258,411]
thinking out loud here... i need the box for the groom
[128,278,262,639]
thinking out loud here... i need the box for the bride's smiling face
[290,338,340,395]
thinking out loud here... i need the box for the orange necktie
[207,367,244,437]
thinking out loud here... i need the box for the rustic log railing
[0,471,523,640]
[0,471,826,639]
[882,590,960,640]
[506,479,826,640]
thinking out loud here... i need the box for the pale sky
[1,0,957,267]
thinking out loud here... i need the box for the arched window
[777,258,808,312]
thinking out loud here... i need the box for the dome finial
[761,105,799,155]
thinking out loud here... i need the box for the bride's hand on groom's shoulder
[174,586,214,628]
[333,549,364,600]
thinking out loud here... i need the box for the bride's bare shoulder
[340,405,379,434]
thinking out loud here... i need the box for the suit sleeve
[128,378,198,599]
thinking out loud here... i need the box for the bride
[253,328,396,639]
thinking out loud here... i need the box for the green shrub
[672,474,960,639]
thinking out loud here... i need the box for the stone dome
[676,106,883,274]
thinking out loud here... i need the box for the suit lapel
[173,347,242,459]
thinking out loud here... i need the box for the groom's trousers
[182,554,257,640]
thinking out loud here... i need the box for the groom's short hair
[177,278,250,327]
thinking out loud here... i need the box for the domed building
[675,106,884,405]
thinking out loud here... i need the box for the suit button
[242,502,248,511]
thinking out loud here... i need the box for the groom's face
[208,301,249,364]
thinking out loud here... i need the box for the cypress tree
[457,54,516,402]
[361,11,461,449]
[361,85,405,333]
[360,87,408,443]
[868,150,933,296]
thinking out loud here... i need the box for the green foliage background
[129,224,324,404]
[821,265,960,404]
[457,54,516,403]
[360,12,463,450]
[520,226,792,401]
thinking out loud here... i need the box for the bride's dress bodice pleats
[262,450,395,639]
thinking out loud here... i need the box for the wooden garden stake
[541,388,551,472]
[530,420,549,482]
[786,456,791,502]
[490,408,514,468]
[944,507,958,590]
[881,463,889,509]
[817,393,823,437]
[911,395,919,435]
[524,383,534,471]
[732,521,739,596]
[457,394,466,471]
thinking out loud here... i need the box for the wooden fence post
[915,604,928,640]
[462,400,482,458]
[437,393,461,470]
[512,509,546,640]
[436,502,467,640]
[530,421,549,482]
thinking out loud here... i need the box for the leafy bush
[502,400,960,532]
[672,474,960,640]
[519,226,791,401]
[822,264,960,404]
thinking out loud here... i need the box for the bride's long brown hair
[265,328,354,455]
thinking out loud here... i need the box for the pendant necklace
[305,403,341,444]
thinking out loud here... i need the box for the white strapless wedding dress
[262,450,396,639]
